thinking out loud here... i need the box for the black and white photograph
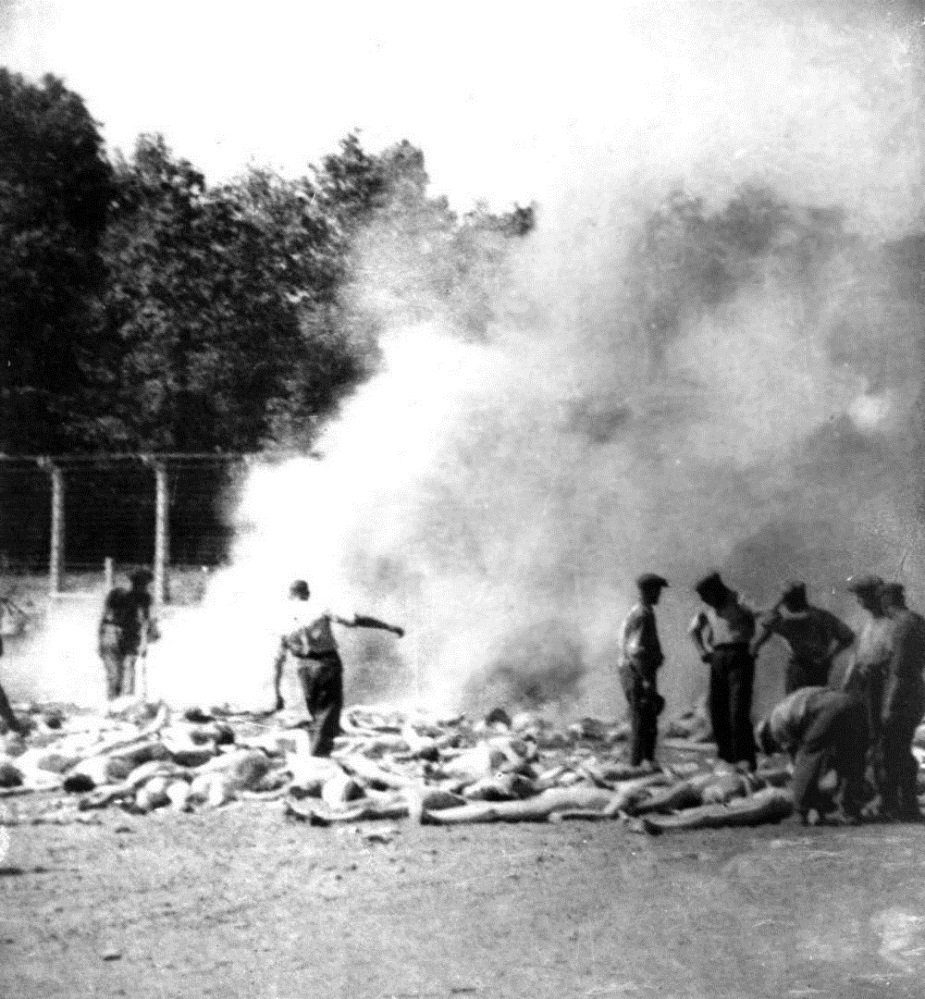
[1,1,924,996]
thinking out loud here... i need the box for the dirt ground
[3,797,925,999]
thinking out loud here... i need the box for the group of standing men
[618,570,925,823]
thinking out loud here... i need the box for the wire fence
[0,454,251,583]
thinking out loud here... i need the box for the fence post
[104,557,114,593]
[38,459,65,596]
[153,460,169,609]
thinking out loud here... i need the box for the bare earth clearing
[3,798,925,999]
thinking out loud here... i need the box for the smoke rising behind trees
[3,4,925,715]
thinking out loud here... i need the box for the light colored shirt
[690,594,756,649]
[767,686,830,753]
[280,600,353,657]
[619,602,664,677]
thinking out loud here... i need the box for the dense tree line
[0,70,533,567]
[0,71,534,459]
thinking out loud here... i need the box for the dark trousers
[99,625,138,699]
[792,692,868,817]
[708,646,756,769]
[0,678,18,733]
[620,667,663,765]
[296,653,344,757]
[880,693,925,817]
[785,657,831,695]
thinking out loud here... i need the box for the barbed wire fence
[0,454,256,605]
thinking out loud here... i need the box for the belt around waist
[292,649,340,661]
[712,642,750,652]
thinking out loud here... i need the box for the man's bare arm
[688,612,711,661]
[336,614,404,637]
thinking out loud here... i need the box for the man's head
[694,571,732,609]
[289,579,310,601]
[846,573,884,613]
[780,580,808,612]
[636,572,669,605]
[129,568,153,591]
[879,581,907,612]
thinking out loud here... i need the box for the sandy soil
[3,795,925,999]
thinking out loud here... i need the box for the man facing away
[98,568,159,700]
[689,571,757,770]
[618,573,669,768]
[273,579,404,757]
[757,685,868,825]
[877,582,925,821]
[751,580,855,694]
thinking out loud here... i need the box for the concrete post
[153,461,169,608]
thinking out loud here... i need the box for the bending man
[757,686,868,824]
[273,579,404,756]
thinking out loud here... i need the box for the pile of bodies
[4,699,917,834]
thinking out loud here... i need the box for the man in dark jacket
[757,685,868,824]
[752,581,855,693]
[878,582,925,821]
[689,571,757,769]
[618,573,669,768]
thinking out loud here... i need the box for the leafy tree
[0,70,113,452]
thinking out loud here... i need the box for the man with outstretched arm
[273,579,404,756]
[618,573,669,768]
[752,581,854,693]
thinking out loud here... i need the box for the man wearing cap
[273,579,404,756]
[841,574,892,750]
[756,685,868,824]
[877,583,925,820]
[689,571,758,769]
[618,573,669,768]
[752,581,855,694]
[98,568,159,699]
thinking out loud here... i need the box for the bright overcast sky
[1,1,923,226]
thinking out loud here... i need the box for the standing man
[756,686,868,824]
[618,573,669,769]
[751,581,855,693]
[98,568,159,700]
[877,582,925,821]
[0,594,24,734]
[841,574,892,759]
[689,571,758,770]
[273,579,404,757]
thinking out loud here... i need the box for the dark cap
[694,571,732,604]
[289,579,310,599]
[129,567,153,585]
[879,581,906,605]
[636,573,669,590]
[845,573,884,595]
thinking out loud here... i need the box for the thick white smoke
[10,3,925,718]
